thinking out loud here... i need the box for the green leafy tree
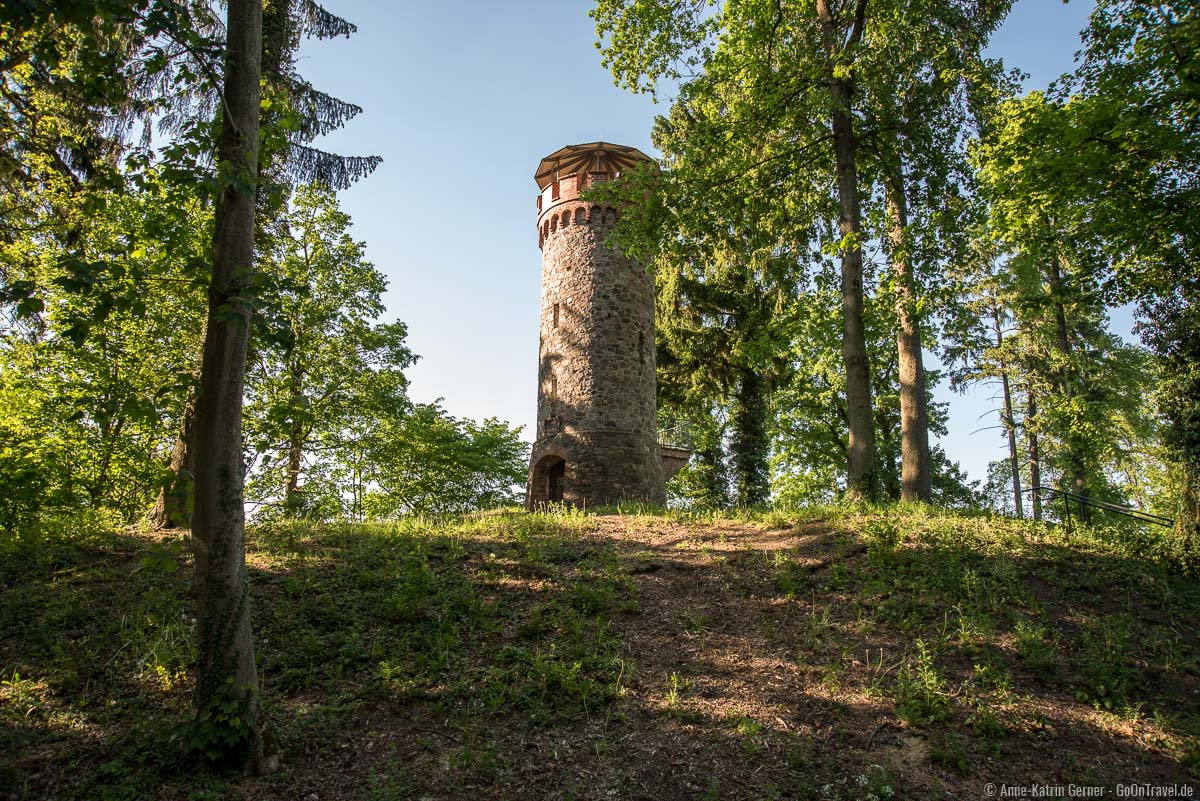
[0,170,208,522]
[593,0,1014,500]
[148,0,380,527]
[855,3,1013,502]
[654,240,800,507]
[1065,0,1199,558]
[362,404,528,517]
[773,267,973,505]
[974,92,1160,523]
[244,182,414,519]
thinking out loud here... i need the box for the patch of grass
[484,640,623,721]
[1074,613,1134,711]
[664,671,686,707]
[1145,624,1198,675]
[862,517,902,560]
[1013,619,1056,677]
[680,608,711,636]
[893,640,950,727]
[826,562,850,592]
[850,764,897,801]
[798,606,831,654]
[366,756,414,801]
[772,552,809,598]
[449,734,503,785]
[727,713,765,756]
[930,737,971,774]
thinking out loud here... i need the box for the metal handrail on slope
[1023,485,1175,529]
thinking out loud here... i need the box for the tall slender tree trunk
[190,0,276,773]
[877,407,901,501]
[284,355,304,508]
[148,393,196,529]
[991,310,1022,519]
[729,369,770,508]
[817,0,876,500]
[1027,390,1042,522]
[886,171,931,503]
[1000,370,1022,518]
[1047,254,1090,523]
[148,319,207,530]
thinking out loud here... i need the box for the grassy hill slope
[2,506,1197,799]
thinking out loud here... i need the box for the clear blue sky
[298,0,1123,490]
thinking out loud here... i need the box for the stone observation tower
[525,142,687,508]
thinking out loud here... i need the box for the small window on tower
[551,181,560,201]
[553,302,560,329]
[537,195,542,212]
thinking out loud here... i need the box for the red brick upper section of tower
[533,141,656,250]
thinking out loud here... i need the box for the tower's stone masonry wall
[527,164,665,507]
[528,431,664,507]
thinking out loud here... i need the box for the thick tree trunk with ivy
[189,0,277,774]
[1046,254,1090,523]
[148,394,196,529]
[817,0,876,501]
[886,172,931,503]
[729,369,770,508]
[1181,475,1200,573]
[1027,391,1042,522]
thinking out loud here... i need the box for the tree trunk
[1181,468,1200,572]
[283,354,303,509]
[1047,254,1090,523]
[1027,390,1042,522]
[730,369,770,507]
[816,0,876,501]
[148,393,196,529]
[189,0,276,774]
[149,317,207,530]
[991,310,1022,519]
[877,406,901,501]
[1000,370,1022,519]
[886,171,931,503]
[284,426,303,510]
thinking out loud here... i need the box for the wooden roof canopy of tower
[534,141,657,190]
